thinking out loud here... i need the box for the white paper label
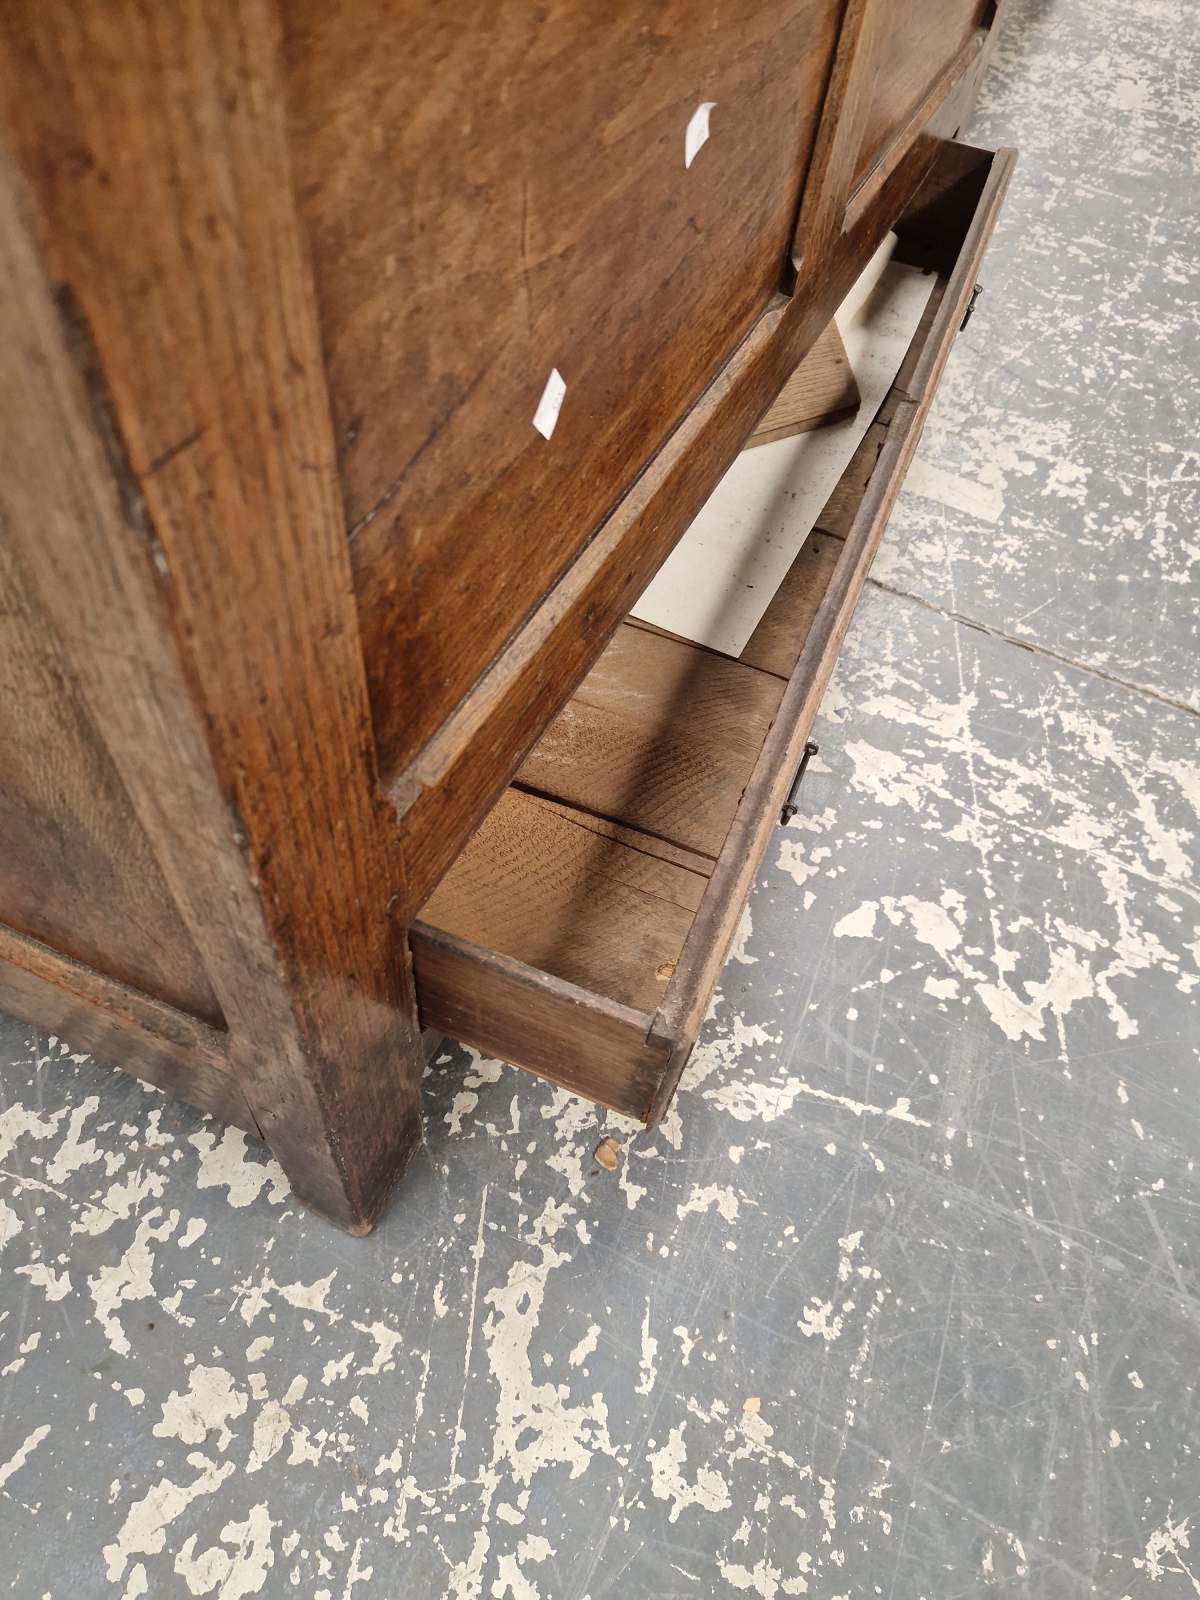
[685,102,716,169]
[532,368,567,440]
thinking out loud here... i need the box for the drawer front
[413,140,1015,1124]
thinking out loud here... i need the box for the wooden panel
[411,923,670,1121]
[0,925,254,1134]
[517,622,784,860]
[738,531,845,679]
[421,789,706,1015]
[0,3,425,1234]
[792,0,993,261]
[0,534,224,1026]
[790,0,884,270]
[852,1,989,195]
[647,144,1017,1122]
[943,1,1012,139]
[843,32,987,232]
[282,0,843,783]
[747,321,860,446]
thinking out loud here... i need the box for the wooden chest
[0,1,1014,1230]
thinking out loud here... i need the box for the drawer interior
[412,141,1013,1121]
[419,559,837,1018]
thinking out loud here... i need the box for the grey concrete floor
[3,2,1199,1595]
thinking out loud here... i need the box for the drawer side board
[646,141,1017,1121]
[411,922,672,1121]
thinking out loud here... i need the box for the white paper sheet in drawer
[631,240,937,657]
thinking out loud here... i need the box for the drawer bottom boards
[410,141,1015,1126]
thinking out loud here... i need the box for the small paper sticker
[685,102,716,169]
[532,368,567,439]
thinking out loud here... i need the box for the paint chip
[685,102,716,168]
[532,368,567,439]
[742,1396,760,1413]
[903,457,1005,523]
[594,1137,620,1172]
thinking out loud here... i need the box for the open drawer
[410,141,1015,1124]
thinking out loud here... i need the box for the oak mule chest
[0,1,1013,1231]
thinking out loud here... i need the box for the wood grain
[411,922,671,1122]
[791,0,884,270]
[811,421,891,538]
[0,949,254,1133]
[886,277,950,402]
[282,0,843,784]
[0,532,224,1026]
[516,622,784,860]
[851,0,989,195]
[949,3,1012,136]
[518,795,716,881]
[842,25,987,232]
[738,531,846,679]
[0,922,253,1131]
[0,2,426,1232]
[747,320,860,446]
[793,0,994,265]
[420,789,705,1015]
